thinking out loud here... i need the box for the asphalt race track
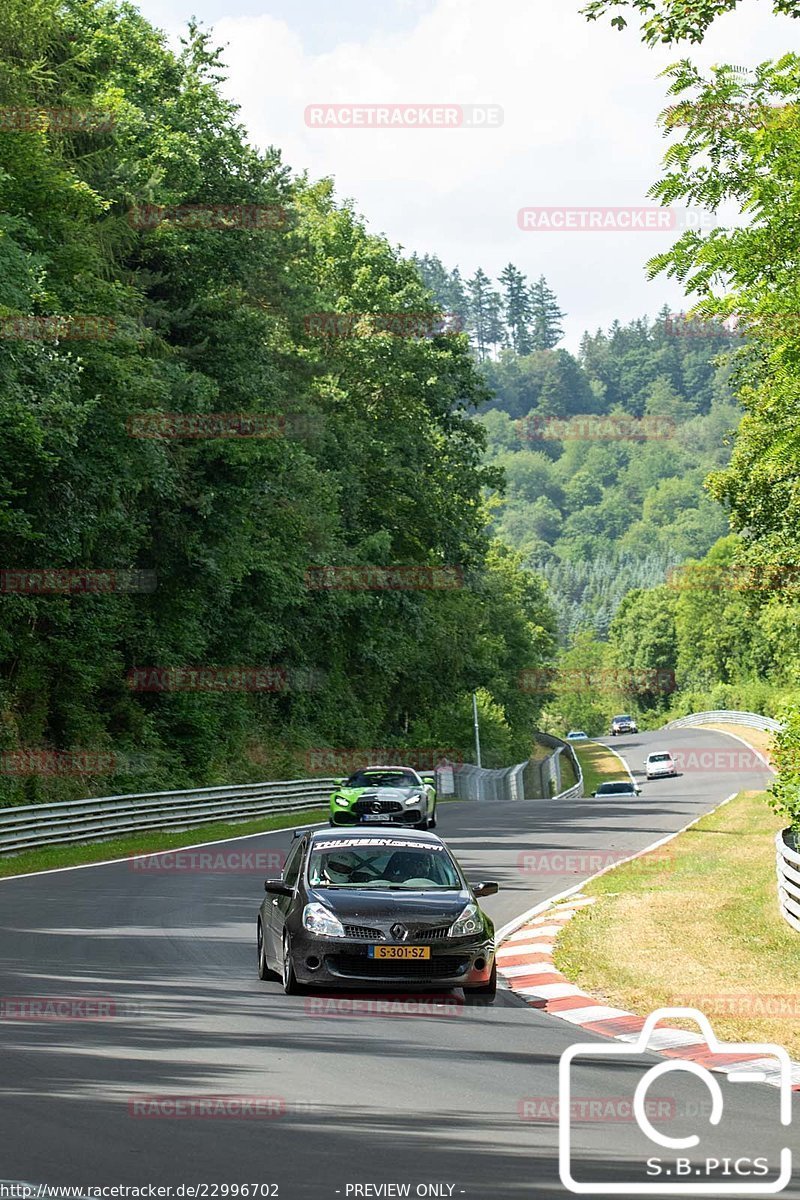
[1,727,796,1199]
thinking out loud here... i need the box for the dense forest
[0,0,558,803]
[416,255,740,638]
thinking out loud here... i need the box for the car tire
[427,811,437,830]
[282,933,301,995]
[464,961,497,1002]
[257,920,273,981]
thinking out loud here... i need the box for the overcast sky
[135,0,797,349]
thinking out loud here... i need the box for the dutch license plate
[368,945,430,959]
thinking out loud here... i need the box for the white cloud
[185,0,795,346]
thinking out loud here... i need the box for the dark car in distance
[257,826,498,998]
[610,714,638,736]
[591,780,642,798]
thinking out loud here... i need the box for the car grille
[328,954,470,980]
[343,924,385,940]
[413,925,451,941]
[353,799,404,814]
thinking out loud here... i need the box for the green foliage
[416,255,566,361]
[477,319,737,636]
[581,0,800,45]
[768,706,800,833]
[540,630,615,735]
[0,0,557,803]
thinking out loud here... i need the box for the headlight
[404,793,423,806]
[448,903,482,938]
[333,795,350,808]
[303,903,345,938]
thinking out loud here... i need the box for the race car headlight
[303,903,345,938]
[333,795,350,808]
[404,793,423,806]
[448,903,482,938]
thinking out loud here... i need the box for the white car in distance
[645,751,676,780]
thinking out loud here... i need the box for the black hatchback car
[257,826,498,998]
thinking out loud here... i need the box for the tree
[529,275,565,350]
[0,0,559,803]
[499,263,533,355]
[582,0,800,45]
[466,268,493,362]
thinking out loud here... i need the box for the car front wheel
[282,933,301,995]
[257,920,272,981]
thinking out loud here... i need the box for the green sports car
[329,765,437,830]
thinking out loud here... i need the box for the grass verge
[572,740,630,797]
[554,790,800,1056]
[701,723,776,767]
[0,808,328,879]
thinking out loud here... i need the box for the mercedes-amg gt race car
[329,765,437,829]
[257,826,498,996]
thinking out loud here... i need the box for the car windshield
[345,769,419,788]
[307,840,461,889]
[596,782,635,794]
[649,753,671,762]
[614,716,632,723]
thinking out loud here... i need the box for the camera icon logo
[559,1007,793,1195]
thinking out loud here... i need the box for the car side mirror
[422,775,435,786]
[264,879,293,896]
[472,881,499,897]
[591,791,597,797]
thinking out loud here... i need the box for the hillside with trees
[414,256,741,638]
[0,0,558,803]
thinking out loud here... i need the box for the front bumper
[330,808,426,827]
[289,930,494,990]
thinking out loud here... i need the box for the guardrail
[776,832,800,932]
[448,761,528,803]
[0,736,582,857]
[663,710,783,733]
[0,778,338,856]
[524,734,584,801]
